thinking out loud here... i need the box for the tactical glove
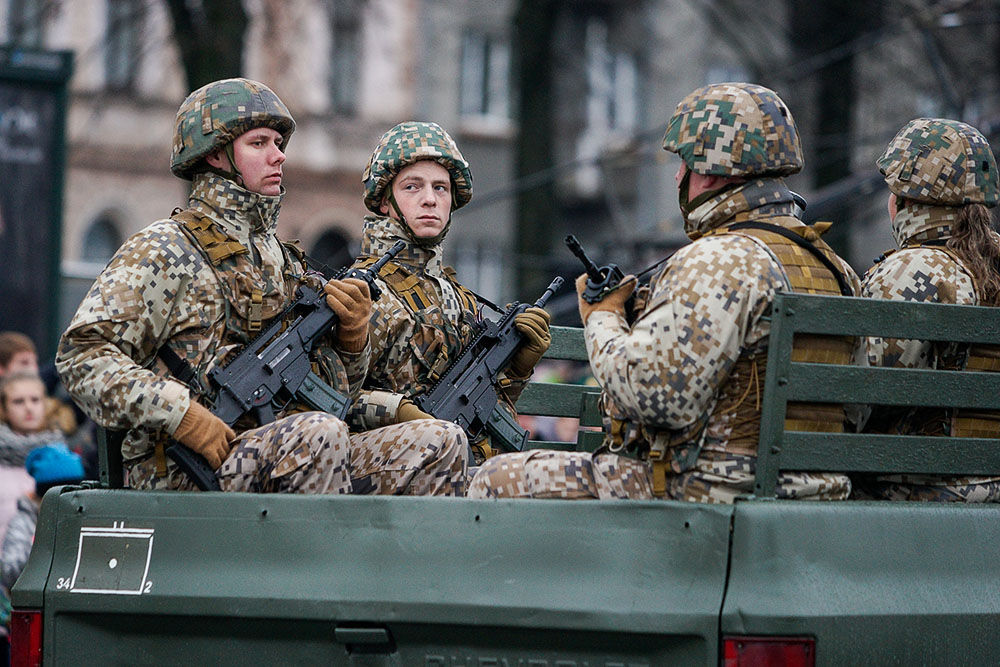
[324,277,372,353]
[396,399,435,423]
[172,400,235,471]
[508,307,551,379]
[576,273,635,325]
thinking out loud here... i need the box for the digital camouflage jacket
[347,215,524,431]
[586,178,861,502]
[860,202,1000,500]
[56,173,367,464]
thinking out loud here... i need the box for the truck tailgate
[16,488,734,666]
[723,501,1000,666]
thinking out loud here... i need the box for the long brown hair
[947,203,1000,306]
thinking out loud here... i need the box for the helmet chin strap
[678,166,741,219]
[222,142,246,188]
[386,190,452,247]
[202,143,246,189]
[677,168,694,214]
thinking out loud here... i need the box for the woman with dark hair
[858,117,1000,501]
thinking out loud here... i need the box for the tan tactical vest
[609,218,856,493]
[701,220,856,459]
[354,256,479,315]
[167,208,332,408]
[172,208,302,336]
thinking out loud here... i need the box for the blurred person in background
[2,443,85,593]
[0,374,76,667]
[0,334,38,378]
[0,371,69,540]
[1,443,85,665]
[0,332,95,477]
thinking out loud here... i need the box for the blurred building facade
[3,0,999,331]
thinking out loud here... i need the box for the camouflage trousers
[467,450,653,500]
[347,419,468,496]
[466,449,851,503]
[851,475,1000,502]
[666,451,852,504]
[126,413,468,496]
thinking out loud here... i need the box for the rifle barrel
[534,276,564,308]
[371,240,406,273]
[564,235,604,282]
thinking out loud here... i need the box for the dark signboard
[0,47,72,359]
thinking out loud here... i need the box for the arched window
[310,229,354,273]
[81,215,122,263]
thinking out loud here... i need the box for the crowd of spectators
[0,332,92,667]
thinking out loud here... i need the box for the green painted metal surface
[544,325,589,361]
[16,488,734,665]
[756,293,1000,496]
[765,293,1000,341]
[723,501,1000,666]
[516,381,596,417]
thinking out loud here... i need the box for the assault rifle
[166,240,407,491]
[415,276,564,453]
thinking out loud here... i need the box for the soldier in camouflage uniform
[470,83,860,502]
[347,122,552,464]
[56,80,466,496]
[856,118,1000,502]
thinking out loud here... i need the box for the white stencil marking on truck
[66,521,155,595]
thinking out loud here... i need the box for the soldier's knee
[286,411,351,451]
[434,421,470,460]
[466,475,490,499]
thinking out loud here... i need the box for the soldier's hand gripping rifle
[415,276,564,453]
[565,234,627,302]
[565,234,639,319]
[166,240,407,491]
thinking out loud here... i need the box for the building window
[573,17,639,196]
[329,2,361,115]
[82,216,122,264]
[7,0,45,47]
[460,30,510,121]
[584,18,636,136]
[105,0,145,91]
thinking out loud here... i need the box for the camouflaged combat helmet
[877,118,999,207]
[662,82,804,177]
[171,78,295,180]
[362,121,473,213]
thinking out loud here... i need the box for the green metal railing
[756,293,1000,496]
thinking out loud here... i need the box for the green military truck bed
[12,293,1000,666]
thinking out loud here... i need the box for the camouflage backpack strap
[171,208,250,265]
[441,265,482,313]
[873,247,899,264]
[171,208,264,332]
[280,238,307,269]
[354,257,435,311]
